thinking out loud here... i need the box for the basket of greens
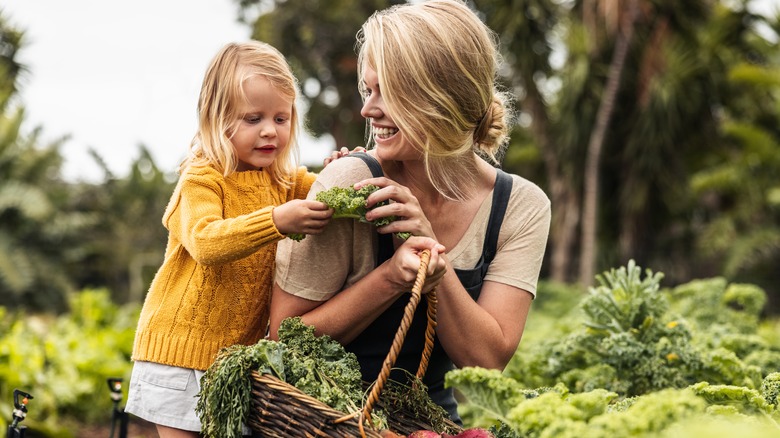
[197,250,462,438]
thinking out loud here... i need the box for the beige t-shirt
[275,156,551,301]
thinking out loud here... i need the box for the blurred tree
[0,13,24,112]
[598,2,779,298]
[66,145,175,304]
[0,11,98,311]
[236,0,405,149]
[230,0,780,308]
[578,0,640,285]
[473,0,574,281]
[687,26,780,310]
[481,0,778,292]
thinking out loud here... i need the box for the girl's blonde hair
[357,0,512,200]
[181,41,300,186]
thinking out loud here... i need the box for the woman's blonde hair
[357,0,512,200]
[181,41,300,186]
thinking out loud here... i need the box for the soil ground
[75,415,158,438]
[20,414,158,438]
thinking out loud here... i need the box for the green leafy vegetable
[196,341,286,438]
[760,372,780,408]
[288,184,411,241]
[196,317,364,437]
[445,367,540,425]
[448,261,780,437]
[277,316,364,413]
[380,373,459,435]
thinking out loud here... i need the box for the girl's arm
[291,166,318,201]
[170,170,283,265]
[272,199,332,237]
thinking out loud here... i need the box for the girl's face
[360,66,418,161]
[232,75,292,172]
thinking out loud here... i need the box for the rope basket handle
[361,248,438,426]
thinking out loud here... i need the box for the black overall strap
[483,169,513,272]
[348,152,383,178]
[345,153,394,264]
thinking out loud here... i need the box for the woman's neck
[378,153,493,207]
[381,158,445,203]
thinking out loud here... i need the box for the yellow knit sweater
[131,164,315,370]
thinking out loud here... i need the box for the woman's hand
[273,199,333,236]
[322,146,367,167]
[355,177,435,239]
[384,236,446,294]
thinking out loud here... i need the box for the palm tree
[0,12,98,311]
[578,0,641,285]
[68,145,174,303]
[687,12,780,309]
[475,0,579,282]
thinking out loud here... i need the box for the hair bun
[474,93,509,160]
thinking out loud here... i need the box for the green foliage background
[0,290,139,435]
[449,262,780,437]
[0,0,779,435]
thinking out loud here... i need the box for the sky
[2,0,336,182]
[2,0,778,182]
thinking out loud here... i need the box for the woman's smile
[373,126,399,141]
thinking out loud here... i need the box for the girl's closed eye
[244,114,261,124]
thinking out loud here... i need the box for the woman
[269,0,551,423]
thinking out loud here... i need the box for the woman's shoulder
[316,153,377,188]
[505,172,550,209]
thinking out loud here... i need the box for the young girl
[124,41,333,437]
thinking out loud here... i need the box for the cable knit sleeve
[290,166,317,201]
[165,166,284,266]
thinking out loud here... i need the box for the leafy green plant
[449,374,780,438]
[0,289,138,434]
[197,317,366,438]
[508,261,774,396]
[450,261,780,437]
[289,184,411,241]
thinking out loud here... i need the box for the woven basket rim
[248,370,384,437]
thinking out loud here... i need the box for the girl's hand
[323,146,367,167]
[273,200,333,236]
[355,177,434,239]
[385,236,446,294]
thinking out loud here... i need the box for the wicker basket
[248,371,383,437]
[247,250,460,437]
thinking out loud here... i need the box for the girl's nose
[259,121,276,138]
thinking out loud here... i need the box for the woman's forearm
[273,262,403,344]
[433,266,532,370]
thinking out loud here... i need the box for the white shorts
[125,361,254,435]
[125,361,206,432]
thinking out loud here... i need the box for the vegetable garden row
[0,261,778,437]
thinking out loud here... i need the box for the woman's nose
[361,96,382,119]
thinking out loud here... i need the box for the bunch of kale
[196,317,363,438]
[288,184,411,241]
